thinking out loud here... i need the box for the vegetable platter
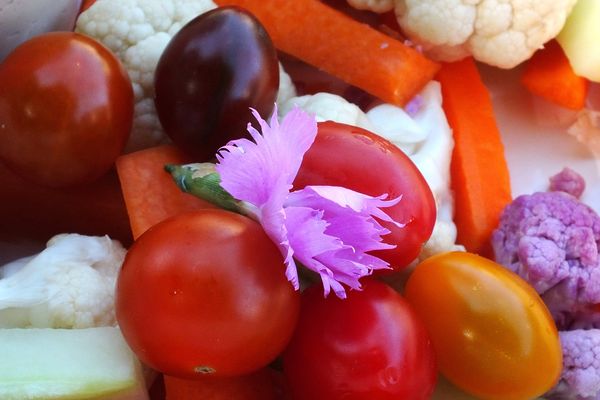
[1,0,600,399]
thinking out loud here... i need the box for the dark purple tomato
[154,7,279,161]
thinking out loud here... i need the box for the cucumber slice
[0,327,145,399]
[557,0,600,82]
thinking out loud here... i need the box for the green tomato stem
[164,163,244,215]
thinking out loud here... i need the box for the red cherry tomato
[295,121,436,270]
[404,252,562,400]
[283,279,437,400]
[115,209,300,379]
[0,32,133,187]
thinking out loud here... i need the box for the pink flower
[216,107,402,298]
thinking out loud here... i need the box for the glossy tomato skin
[404,252,562,400]
[294,121,436,270]
[154,7,279,161]
[283,279,437,400]
[0,32,133,187]
[163,368,281,400]
[116,209,300,379]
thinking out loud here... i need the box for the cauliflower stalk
[0,234,126,329]
[76,0,296,152]
[280,81,464,260]
[348,0,577,68]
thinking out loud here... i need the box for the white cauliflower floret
[369,81,465,258]
[365,103,427,154]
[76,0,217,152]
[419,220,464,261]
[350,0,577,68]
[279,92,375,132]
[277,63,298,106]
[0,234,126,329]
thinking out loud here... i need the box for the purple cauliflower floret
[550,167,586,198]
[492,169,600,400]
[492,189,600,328]
[546,330,600,400]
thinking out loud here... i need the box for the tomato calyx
[194,366,216,375]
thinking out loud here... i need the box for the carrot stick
[115,145,215,240]
[521,40,589,110]
[214,0,439,106]
[436,58,512,257]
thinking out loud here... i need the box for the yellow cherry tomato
[404,251,562,400]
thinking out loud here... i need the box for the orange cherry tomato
[404,251,562,400]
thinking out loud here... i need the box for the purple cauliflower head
[493,169,600,400]
[491,188,600,330]
[546,329,600,400]
[550,167,586,198]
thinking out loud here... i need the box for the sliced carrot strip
[115,145,215,240]
[521,40,589,110]
[214,0,439,106]
[436,58,512,257]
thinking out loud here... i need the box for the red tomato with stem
[283,279,437,400]
[115,209,300,379]
[0,32,133,187]
[294,121,436,270]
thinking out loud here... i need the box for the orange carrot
[521,40,589,110]
[115,145,215,240]
[436,58,512,257]
[214,0,439,106]
[164,369,281,400]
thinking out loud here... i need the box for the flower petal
[284,206,354,297]
[215,106,317,210]
[211,107,402,298]
[291,185,403,227]
[287,186,402,252]
[285,202,396,298]
[259,195,299,290]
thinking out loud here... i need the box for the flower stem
[164,163,243,214]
